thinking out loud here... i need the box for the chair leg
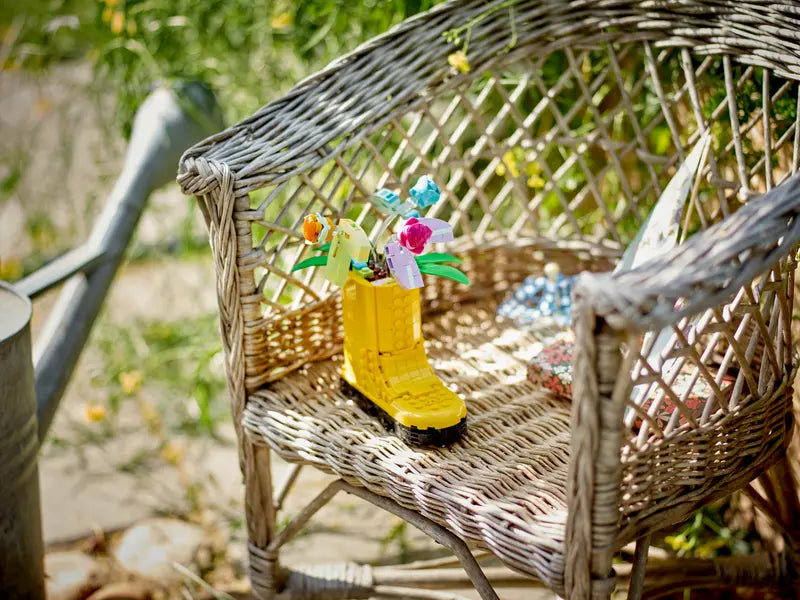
[763,457,800,550]
[749,455,800,595]
[336,481,502,600]
[245,441,282,600]
[256,476,505,600]
[627,534,650,600]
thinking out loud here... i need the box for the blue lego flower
[371,188,419,218]
[410,175,440,209]
[372,188,400,214]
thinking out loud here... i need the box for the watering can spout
[103,82,223,225]
[33,81,223,442]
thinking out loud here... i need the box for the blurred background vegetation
[2,0,444,135]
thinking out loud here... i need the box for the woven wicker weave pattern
[177,1,800,598]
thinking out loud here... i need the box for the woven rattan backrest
[180,1,800,392]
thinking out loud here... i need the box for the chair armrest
[567,175,800,598]
[575,174,800,333]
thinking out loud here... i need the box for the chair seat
[242,299,573,592]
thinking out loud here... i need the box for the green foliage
[5,0,443,134]
[380,519,414,563]
[25,212,58,256]
[92,309,226,437]
[0,163,23,197]
[663,502,754,559]
[291,247,468,283]
[442,0,521,53]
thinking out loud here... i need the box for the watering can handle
[30,82,223,441]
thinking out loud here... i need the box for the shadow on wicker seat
[243,298,573,591]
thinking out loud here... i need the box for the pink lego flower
[398,217,432,255]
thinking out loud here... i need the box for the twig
[173,562,236,600]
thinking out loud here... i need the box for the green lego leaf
[415,252,463,265]
[418,263,470,286]
[292,255,328,271]
[317,242,331,253]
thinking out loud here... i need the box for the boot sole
[340,379,466,447]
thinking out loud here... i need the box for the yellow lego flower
[83,403,107,424]
[448,51,470,74]
[119,370,143,395]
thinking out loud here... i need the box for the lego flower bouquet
[295,176,468,290]
[293,176,469,446]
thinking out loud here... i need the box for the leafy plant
[91,311,226,437]
[663,503,754,559]
[381,520,414,563]
[415,252,462,264]
[293,254,329,271]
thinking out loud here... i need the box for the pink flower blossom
[398,217,432,255]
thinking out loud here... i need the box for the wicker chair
[177,1,800,598]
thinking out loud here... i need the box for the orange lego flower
[303,213,333,245]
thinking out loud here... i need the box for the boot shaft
[342,274,422,355]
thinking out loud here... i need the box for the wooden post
[0,282,44,599]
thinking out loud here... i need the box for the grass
[662,499,756,559]
[41,273,227,473]
[90,310,227,437]
[39,275,239,527]
[380,520,415,563]
[0,157,25,198]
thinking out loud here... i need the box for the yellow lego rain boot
[341,272,467,446]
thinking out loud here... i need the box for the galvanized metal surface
[0,282,44,599]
